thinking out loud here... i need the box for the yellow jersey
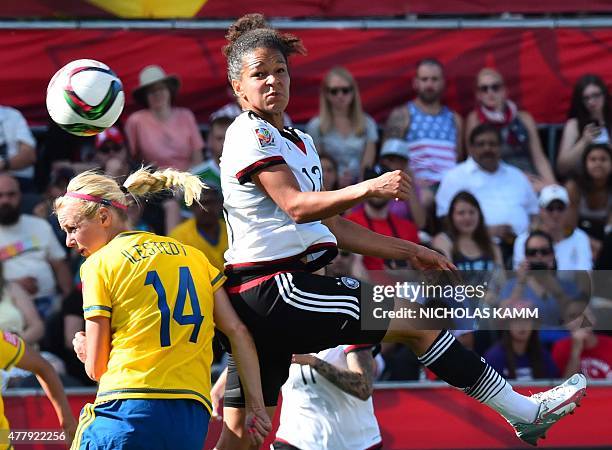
[169,218,228,272]
[0,330,25,450]
[80,231,225,413]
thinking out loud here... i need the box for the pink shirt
[125,108,204,171]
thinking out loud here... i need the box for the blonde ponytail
[123,167,206,206]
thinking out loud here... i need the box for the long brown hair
[318,66,366,136]
[501,328,546,379]
[446,191,495,260]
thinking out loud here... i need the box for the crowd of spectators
[2,59,612,389]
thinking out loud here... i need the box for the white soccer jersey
[275,345,382,450]
[220,111,337,271]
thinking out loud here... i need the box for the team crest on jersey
[254,127,275,149]
[341,276,360,289]
[2,331,19,347]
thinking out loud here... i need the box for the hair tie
[64,192,128,211]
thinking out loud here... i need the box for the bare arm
[292,349,376,401]
[1,142,36,170]
[463,111,480,160]
[359,140,377,177]
[454,113,464,162]
[9,282,44,345]
[84,316,111,381]
[49,258,73,298]
[520,111,556,184]
[565,179,581,231]
[17,344,77,444]
[431,233,453,259]
[557,119,594,177]
[253,165,409,224]
[382,106,409,142]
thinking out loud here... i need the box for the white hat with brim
[133,65,180,106]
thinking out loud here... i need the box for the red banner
[2,1,612,18]
[5,384,612,449]
[3,27,612,128]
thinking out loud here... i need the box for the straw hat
[132,65,180,106]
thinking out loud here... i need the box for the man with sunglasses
[512,185,592,271]
[94,126,129,178]
[382,58,462,209]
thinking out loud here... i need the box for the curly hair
[223,13,306,83]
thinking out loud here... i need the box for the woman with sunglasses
[558,74,612,177]
[215,14,586,449]
[465,68,555,191]
[565,143,612,256]
[306,66,378,187]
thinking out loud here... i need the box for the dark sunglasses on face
[327,86,353,96]
[478,83,503,93]
[525,247,552,257]
[545,204,566,213]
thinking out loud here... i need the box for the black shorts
[222,271,392,407]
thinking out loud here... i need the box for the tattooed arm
[291,349,376,401]
[382,105,410,142]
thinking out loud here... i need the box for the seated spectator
[436,123,539,245]
[465,68,555,191]
[377,141,427,229]
[565,143,612,257]
[513,185,592,270]
[0,262,44,345]
[93,126,130,180]
[0,104,37,192]
[432,190,503,271]
[169,186,227,272]
[552,302,612,379]
[319,152,339,192]
[190,116,233,189]
[345,164,419,272]
[210,83,292,127]
[382,58,462,209]
[500,230,586,330]
[306,66,378,186]
[558,74,612,177]
[484,300,559,380]
[0,174,72,318]
[126,65,204,233]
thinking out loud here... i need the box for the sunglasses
[478,83,503,93]
[338,251,351,257]
[525,247,552,257]
[327,86,353,96]
[545,204,566,213]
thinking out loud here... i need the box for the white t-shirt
[435,157,539,235]
[513,228,593,270]
[0,215,66,297]
[276,345,382,450]
[220,112,336,270]
[0,106,37,179]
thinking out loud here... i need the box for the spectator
[465,68,555,191]
[126,66,204,233]
[32,166,75,246]
[565,143,612,257]
[376,141,427,229]
[500,230,585,329]
[436,123,539,245]
[189,116,233,189]
[383,58,462,208]
[319,152,339,192]
[93,126,130,180]
[345,164,419,272]
[0,173,72,319]
[306,66,378,186]
[125,65,204,171]
[210,82,292,127]
[557,74,612,177]
[513,185,592,270]
[552,302,612,379]
[0,262,44,345]
[432,190,503,271]
[169,186,227,272]
[485,300,559,380]
[0,104,37,192]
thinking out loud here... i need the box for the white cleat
[511,374,587,446]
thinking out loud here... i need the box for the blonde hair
[318,66,366,136]
[54,167,206,219]
[476,68,504,87]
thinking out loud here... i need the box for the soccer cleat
[511,374,587,446]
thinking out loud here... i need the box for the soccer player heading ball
[55,168,271,449]
[214,13,587,449]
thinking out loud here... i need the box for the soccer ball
[46,59,125,136]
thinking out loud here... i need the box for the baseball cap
[539,184,569,208]
[95,126,125,150]
[379,138,410,160]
